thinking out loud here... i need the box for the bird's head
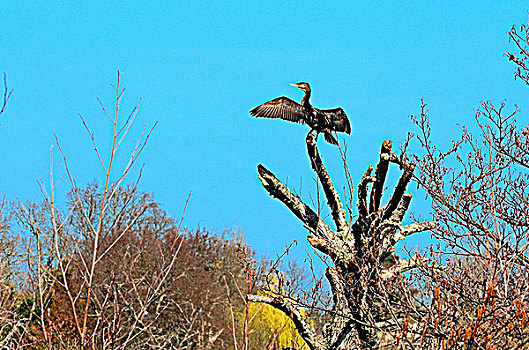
[289,82,311,92]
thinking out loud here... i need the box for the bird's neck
[301,89,311,107]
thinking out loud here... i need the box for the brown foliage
[5,181,253,349]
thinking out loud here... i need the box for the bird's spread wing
[321,107,351,134]
[249,96,306,124]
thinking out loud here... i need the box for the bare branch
[380,256,422,281]
[369,140,392,214]
[389,192,413,223]
[400,221,436,237]
[357,165,374,222]
[247,294,323,350]
[257,164,334,242]
[381,163,415,221]
[0,73,12,117]
[306,133,349,234]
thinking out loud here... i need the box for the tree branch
[0,73,13,117]
[357,165,374,222]
[380,255,422,281]
[379,221,436,261]
[325,266,348,313]
[306,133,349,234]
[257,164,334,242]
[400,221,436,237]
[246,294,323,350]
[389,192,413,223]
[369,140,392,214]
[381,163,415,221]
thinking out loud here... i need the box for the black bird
[249,82,351,145]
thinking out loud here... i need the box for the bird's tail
[324,132,338,146]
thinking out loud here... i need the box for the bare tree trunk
[249,133,435,349]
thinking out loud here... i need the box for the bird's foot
[306,130,318,143]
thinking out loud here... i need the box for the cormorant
[249,82,351,145]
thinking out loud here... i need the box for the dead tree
[249,133,435,349]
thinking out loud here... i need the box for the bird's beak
[289,83,298,87]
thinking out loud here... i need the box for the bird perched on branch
[249,82,351,145]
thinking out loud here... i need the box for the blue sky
[1,2,528,261]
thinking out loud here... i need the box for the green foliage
[248,301,309,349]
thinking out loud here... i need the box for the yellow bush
[236,298,310,349]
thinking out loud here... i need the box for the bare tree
[399,39,529,347]
[249,133,435,349]
[5,71,191,349]
[0,71,281,350]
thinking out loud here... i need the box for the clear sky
[1,2,529,261]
